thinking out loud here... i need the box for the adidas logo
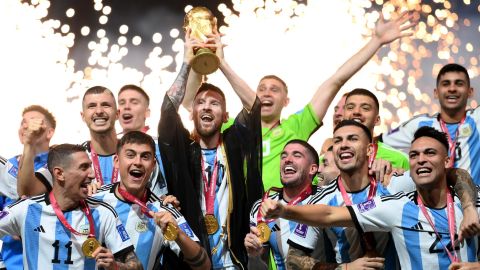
[33,225,45,233]
[271,224,281,232]
[411,222,423,231]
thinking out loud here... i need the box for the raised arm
[182,69,203,113]
[212,32,257,111]
[261,198,353,228]
[167,30,197,110]
[309,11,417,121]
[17,118,51,196]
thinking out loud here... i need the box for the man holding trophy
[158,6,263,269]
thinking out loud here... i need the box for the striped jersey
[288,178,399,269]
[381,109,480,184]
[249,186,325,270]
[0,152,51,200]
[94,183,199,270]
[0,194,134,270]
[0,152,52,270]
[348,189,480,270]
[200,147,235,269]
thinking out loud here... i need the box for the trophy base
[192,48,220,75]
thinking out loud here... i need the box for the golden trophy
[184,6,220,75]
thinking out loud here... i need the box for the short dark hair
[22,105,56,129]
[346,88,380,111]
[47,144,86,175]
[436,63,470,88]
[82,86,116,105]
[117,131,156,154]
[285,139,319,166]
[118,84,150,105]
[412,126,449,153]
[259,75,288,93]
[194,83,226,107]
[334,120,373,142]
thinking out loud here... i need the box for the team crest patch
[79,224,90,234]
[116,224,130,241]
[8,166,18,177]
[271,128,284,138]
[294,224,308,238]
[357,200,376,213]
[460,124,472,137]
[0,211,9,219]
[135,221,148,233]
[179,222,194,238]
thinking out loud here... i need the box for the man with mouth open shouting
[262,126,480,270]
[116,84,168,197]
[157,29,263,269]
[0,144,142,270]
[94,131,210,270]
[184,11,418,192]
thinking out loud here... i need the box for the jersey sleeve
[347,195,404,234]
[381,114,431,152]
[386,172,416,194]
[34,167,53,191]
[0,157,18,199]
[158,203,200,255]
[0,200,24,237]
[249,199,262,227]
[282,104,321,140]
[287,224,323,253]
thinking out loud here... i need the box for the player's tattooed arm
[447,168,480,240]
[115,250,143,270]
[167,63,191,110]
[448,168,477,210]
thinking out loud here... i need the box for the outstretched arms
[309,11,417,121]
[260,198,353,228]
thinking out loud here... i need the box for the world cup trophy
[184,6,220,75]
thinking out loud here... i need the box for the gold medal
[82,237,100,258]
[257,222,271,243]
[163,223,179,241]
[204,214,219,234]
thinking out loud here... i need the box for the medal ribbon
[367,142,378,169]
[90,143,119,186]
[438,115,466,167]
[49,192,95,238]
[201,147,219,216]
[257,185,312,224]
[417,187,458,263]
[338,176,378,253]
[117,186,152,218]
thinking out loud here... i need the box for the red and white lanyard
[49,192,95,238]
[417,188,458,263]
[201,149,219,216]
[90,143,118,186]
[438,115,466,167]
[117,186,152,218]
[337,176,377,205]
